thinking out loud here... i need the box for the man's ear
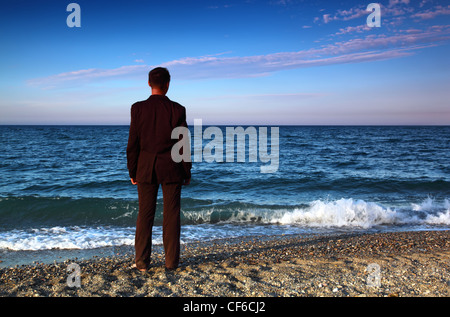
[148,81,152,87]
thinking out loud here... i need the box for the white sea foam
[0,226,136,251]
[271,197,450,227]
[417,198,450,225]
[271,198,399,228]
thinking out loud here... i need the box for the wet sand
[0,230,449,297]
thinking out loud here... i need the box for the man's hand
[183,178,191,186]
[130,178,137,185]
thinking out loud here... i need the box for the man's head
[148,67,170,95]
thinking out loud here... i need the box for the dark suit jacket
[127,95,191,184]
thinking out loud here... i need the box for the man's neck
[151,88,167,96]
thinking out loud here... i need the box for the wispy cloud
[27,65,149,88]
[27,22,450,89]
[334,24,371,36]
[322,5,367,24]
[316,0,449,26]
[412,5,450,20]
[389,0,410,5]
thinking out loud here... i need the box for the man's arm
[180,107,192,184]
[127,104,139,184]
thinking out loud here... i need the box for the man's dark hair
[148,67,170,89]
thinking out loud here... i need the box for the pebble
[0,230,448,297]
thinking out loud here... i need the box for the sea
[0,125,449,267]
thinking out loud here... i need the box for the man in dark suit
[127,67,191,271]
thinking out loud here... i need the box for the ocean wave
[270,198,450,227]
[181,197,450,227]
[2,196,449,228]
[0,197,449,251]
[0,196,139,229]
[270,198,398,228]
[413,197,450,225]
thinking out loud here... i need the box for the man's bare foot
[131,263,147,272]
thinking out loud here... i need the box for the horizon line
[1,123,449,127]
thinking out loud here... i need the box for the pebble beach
[0,230,449,298]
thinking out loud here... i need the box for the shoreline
[0,230,449,297]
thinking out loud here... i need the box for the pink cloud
[323,14,332,24]
[322,6,367,23]
[334,25,371,36]
[28,25,450,87]
[389,0,410,6]
[412,5,450,20]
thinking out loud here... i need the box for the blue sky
[0,0,449,125]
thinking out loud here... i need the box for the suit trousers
[135,181,182,270]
